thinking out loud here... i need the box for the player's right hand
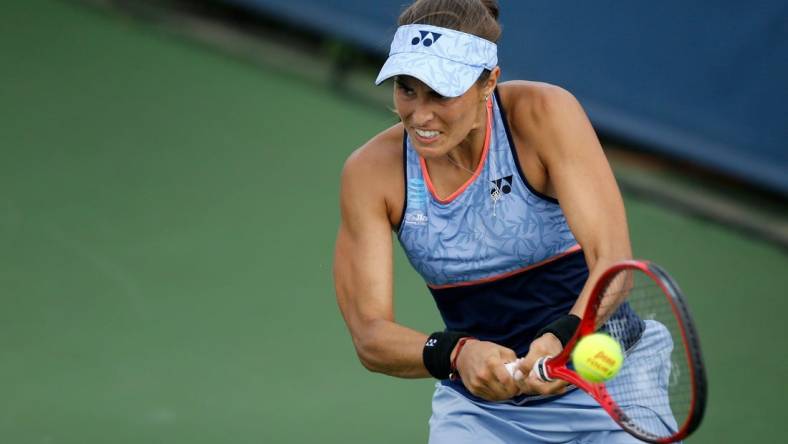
[453,340,520,401]
[511,333,569,396]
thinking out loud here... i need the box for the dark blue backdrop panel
[224,0,396,52]
[226,0,788,195]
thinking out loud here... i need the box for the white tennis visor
[375,24,498,98]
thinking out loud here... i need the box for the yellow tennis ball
[572,333,623,382]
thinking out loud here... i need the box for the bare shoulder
[341,123,405,226]
[343,123,403,176]
[497,80,584,132]
[496,81,599,198]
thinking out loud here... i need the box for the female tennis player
[334,0,639,442]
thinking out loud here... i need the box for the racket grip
[503,357,554,382]
[504,359,524,381]
[534,356,554,382]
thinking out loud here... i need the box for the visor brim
[375,52,486,98]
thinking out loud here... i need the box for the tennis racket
[505,260,707,443]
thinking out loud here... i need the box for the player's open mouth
[413,128,440,143]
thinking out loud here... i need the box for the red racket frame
[537,260,707,443]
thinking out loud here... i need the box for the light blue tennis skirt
[428,321,679,444]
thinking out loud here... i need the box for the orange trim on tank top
[427,244,583,290]
[419,97,493,204]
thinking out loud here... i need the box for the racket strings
[597,270,693,440]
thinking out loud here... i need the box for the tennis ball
[572,333,623,382]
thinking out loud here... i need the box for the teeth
[415,129,439,138]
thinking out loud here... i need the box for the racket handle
[533,356,554,382]
[504,359,524,381]
[503,357,554,382]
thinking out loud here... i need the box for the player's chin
[409,134,453,157]
[410,144,448,159]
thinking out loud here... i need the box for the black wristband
[535,314,581,347]
[423,331,469,380]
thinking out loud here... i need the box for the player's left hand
[512,333,569,396]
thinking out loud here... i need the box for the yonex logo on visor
[412,30,442,47]
[375,24,498,98]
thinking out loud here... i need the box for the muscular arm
[530,86,632,321]
[333,142,429,378]
[505,83,632,394]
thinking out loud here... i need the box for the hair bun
[481,0,499,20]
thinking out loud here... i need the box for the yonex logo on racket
[411,30,442,47]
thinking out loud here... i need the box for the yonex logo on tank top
[491,175,513,197]
[411,30,442,47]
[490,176,513,213]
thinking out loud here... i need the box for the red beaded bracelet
[449,337,476,381]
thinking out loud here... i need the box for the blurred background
[1,0,786,442]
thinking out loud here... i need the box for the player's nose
[410,103,435,126]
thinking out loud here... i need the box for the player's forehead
[393,75,436,92]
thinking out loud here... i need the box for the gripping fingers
[465,361,519,400]
[492,362,520,398]
[526,373,568,395]
[465,376,503,401]
[505,357,566,395]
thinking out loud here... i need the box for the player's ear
[482,66,501,98]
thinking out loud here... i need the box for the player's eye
[395,81,415,96]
